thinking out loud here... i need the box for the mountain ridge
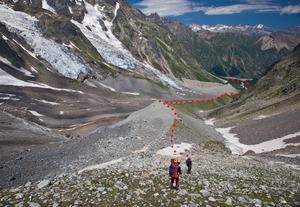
[190,23,275,36]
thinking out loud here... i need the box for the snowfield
[157,143,193,157]
[216,127,300,155]
[0,67,83,93]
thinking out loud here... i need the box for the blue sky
[127,0,300,30]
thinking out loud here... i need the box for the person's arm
[178,166,182,174]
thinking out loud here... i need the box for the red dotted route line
[158,78,252,157]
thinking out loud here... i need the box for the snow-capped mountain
[190,24,275,36]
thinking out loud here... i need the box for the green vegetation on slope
[173,95,233,116]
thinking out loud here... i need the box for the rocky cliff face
[254,44,300,98]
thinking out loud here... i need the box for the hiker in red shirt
[169,158,182,190]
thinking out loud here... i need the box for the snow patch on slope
[42,0,56,13]
[216,127,300,155]
[0,56,34,77]
[157,143,192,157]
[0,67,83,93]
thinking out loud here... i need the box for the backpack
[169,162,178,177]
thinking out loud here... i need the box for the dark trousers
[187,166,192,174]
[170,177,179,189]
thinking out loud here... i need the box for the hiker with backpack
[185,157,192,174]
[169,158,182,190]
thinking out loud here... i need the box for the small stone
[52,203,59,207]
[225,197,233,206]
[53,193,61,198]
[153,193,159,197]
[90,180,99,185]
[85,180,92,186]
[16,156,23,161]
[15,193,24,199]
[1,196,9,201]
[37,180,50,189]
[141,170,150,178]
[200,189,209,197]
[15,202,24,207]
[251,198,262,207]
[97,187,105,192]
[208,197,216,202]
[178,189,188,195]
[10,187,20,193]
[190,193,201,198]
[9,176,16,181]
[114,181,128,190]
[238,196,247,203]
[28,202,41,207]
[25,182,32,187]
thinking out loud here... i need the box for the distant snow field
[78,158,124,174]
[204,119,300,155]
[36,99,60,105]
[121,92,140,96]
[0,68,83,94]
[0,56,34,77]
[216,127,300,155]
[253,114,278,120]
[29,110,44,117]
[205,118,215,126]
[275,154,300,158]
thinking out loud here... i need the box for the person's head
[171,158,175,163]
[177,159,181,164]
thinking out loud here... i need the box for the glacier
[0,5,88,80]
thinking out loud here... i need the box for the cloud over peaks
[135,0,300,16]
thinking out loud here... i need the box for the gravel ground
[1,144,299,207]
[231,108,300,145]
